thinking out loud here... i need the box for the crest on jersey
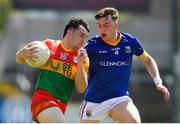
[125,46,131,53]
[86,110,92,117]
[60,52,68,60]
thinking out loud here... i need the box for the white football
[26,41,50,68]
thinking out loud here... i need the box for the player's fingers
[164,90,170,101]
[160,87,170,101]
[28,47,39,54]
[27,54,38,59]
[29,45,38,50]
[26,49,38,56]
[26,43,34,48]
[79,49,87,54]
[26,53,33,58]
[78,52,86,59]
[29,58,37,62]
[77,49,87,63]
[80,52,86,57]
[156,85,170,101]
[80,50,87,57]
[30,52,38,58]
[164,93,169,101]
[79,48,86,52]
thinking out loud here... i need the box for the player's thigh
[79,101,104,123]
[80,119,100,123]
[109,100,141,123]
[37,107,65,123]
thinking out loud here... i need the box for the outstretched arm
[16,42,38,64]
[75,49,88,93]
[138,51,170,101]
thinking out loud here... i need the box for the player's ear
[115,19,119,29]
[67,29,73,37]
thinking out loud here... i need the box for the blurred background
[0,0,180,123]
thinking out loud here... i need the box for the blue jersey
[84,32,144,103]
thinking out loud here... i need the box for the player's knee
[38,114,65,123]
[80,119,100,123]
[37,107,65,123]
[112,116,141,123]
[125,116,141,123]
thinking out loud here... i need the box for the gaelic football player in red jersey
[15,18,89,123]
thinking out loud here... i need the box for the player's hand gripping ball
[26,41,50,68]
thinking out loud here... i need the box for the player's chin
[101,36,108,41]
[101,33,106,37]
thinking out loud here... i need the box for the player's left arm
[75,49,88,93]
[138,51,170,101]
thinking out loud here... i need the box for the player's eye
[81,33,88,39]
[104,24,109,28]
[80,33,84,37]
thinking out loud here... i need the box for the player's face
[96,15,118,41]
[70,25,89,50]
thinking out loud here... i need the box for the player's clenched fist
[77,49,88,65]
[156,84,170,102]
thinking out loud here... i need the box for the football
[26,41,50,68]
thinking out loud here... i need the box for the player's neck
[104,32,119,43]
[61,39,74,51]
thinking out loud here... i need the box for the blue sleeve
[132,36,144,56]
[85,39,92,57]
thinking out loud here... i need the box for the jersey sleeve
[42,39,55,48]
[42,39,61,51]
[85,39,92,57]
[132,36,144,56]
[85,37,99,58]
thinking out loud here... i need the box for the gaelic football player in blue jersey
[79,7,170,123]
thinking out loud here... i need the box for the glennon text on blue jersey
[99,61,130,67]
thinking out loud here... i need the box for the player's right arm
[15,42,38,64]
[75,49,89,93]
[138,51,170,101]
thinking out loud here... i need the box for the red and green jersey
[35,39,88,103]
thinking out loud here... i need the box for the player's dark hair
[63,18,89,38]
[95,7,119,20]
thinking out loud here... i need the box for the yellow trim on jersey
[106,33,122,46]
[138,51,147,61]
[41,59,77,80]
